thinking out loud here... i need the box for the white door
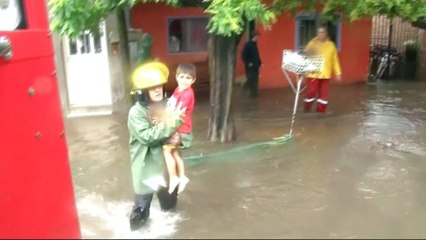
[63,25,112,112]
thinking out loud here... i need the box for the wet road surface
[65,81,426,238]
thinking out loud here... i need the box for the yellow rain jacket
[304,37,341,79]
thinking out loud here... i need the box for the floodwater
[65,81,426,239]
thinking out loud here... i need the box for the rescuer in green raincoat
[127,61,185,231]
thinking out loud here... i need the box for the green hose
[183,134,292,165]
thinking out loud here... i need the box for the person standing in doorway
[242,30,262,98]
[303,25,342,113]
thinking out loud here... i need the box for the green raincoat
[128,103,183,195]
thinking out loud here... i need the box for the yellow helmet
[131,61,169,92]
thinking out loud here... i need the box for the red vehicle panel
[0,0,81,238]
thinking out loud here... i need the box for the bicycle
[368,44,401,81]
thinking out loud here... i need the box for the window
[168,17,209,53]
[0,0,26,31]
[295,13,342,51]
[68,28,104,55]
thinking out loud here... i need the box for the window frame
[67,26,106,56]
[166,16,210,55]
[295,12,342,52]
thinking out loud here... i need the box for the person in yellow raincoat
[304,25,342,113]
[127,61,185,231]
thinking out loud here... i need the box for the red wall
[339,19,372,84]
[251,15,372,89]
[249,13,296,89]
[131,4,372,90]
[131,3,209,90]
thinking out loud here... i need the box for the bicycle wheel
[375,60,386,80]
[389,59,398,78]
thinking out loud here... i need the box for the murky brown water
[65,81,426,238]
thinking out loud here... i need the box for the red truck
[0,0,81,238]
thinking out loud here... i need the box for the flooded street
[65,81,426,238]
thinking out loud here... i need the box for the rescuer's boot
[129,206,150,231]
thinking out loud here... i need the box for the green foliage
[49,0,112,39]
[322,0,426,22]
[49,0,426,39]
[412,17,426,29]
[49,0,277,38]
[49,0,179,39]
[270,0,323,15]
[271,0,426,25]
[204,0,276,36]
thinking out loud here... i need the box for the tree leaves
[49,0,278,38]
[323,0,426,22]
[49,0,116,39]
[49,0,426,39]
[204,0,276,36]
[49,0,179,39]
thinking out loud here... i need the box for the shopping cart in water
[275,50,324,140]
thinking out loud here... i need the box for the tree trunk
[207,35,237,142]
[116,8,133,106]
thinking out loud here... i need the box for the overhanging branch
[412,17,426,29]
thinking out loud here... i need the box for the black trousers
[130,186,178,230]
[245,66,259,97]
[134,186,178,212]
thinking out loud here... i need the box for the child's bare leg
[163,146,180,194]
[172,149,185,177]
[172,150,189,193]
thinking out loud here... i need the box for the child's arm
[177,92,195,116]
[128,107,183,147]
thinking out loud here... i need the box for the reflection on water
[75,186,182,239]
[66,81,426,238]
